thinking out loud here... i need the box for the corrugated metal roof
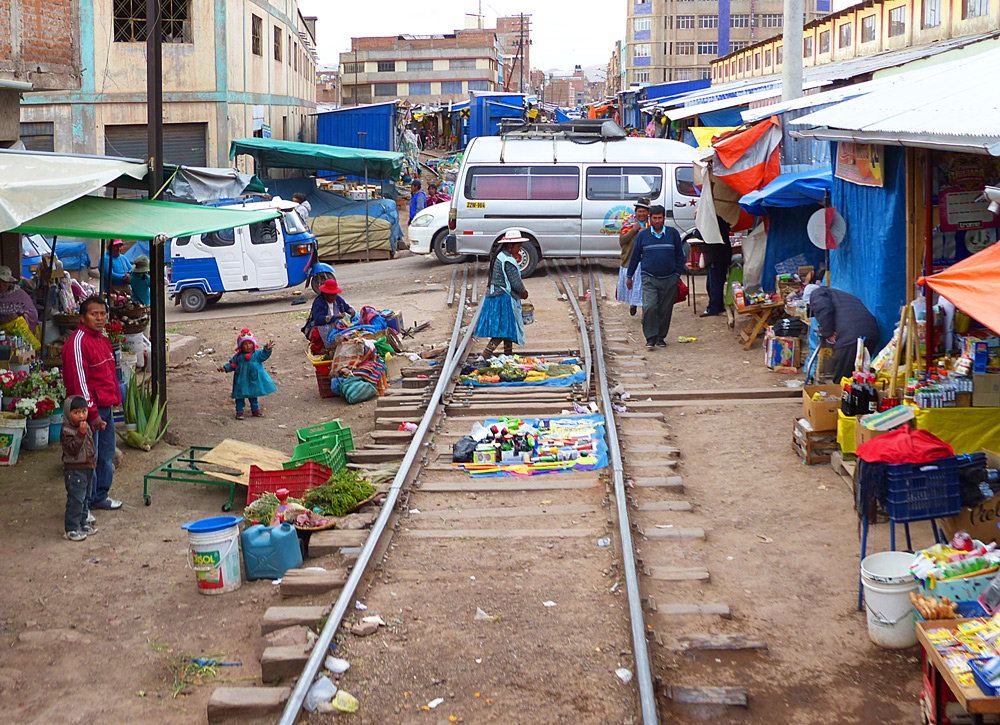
[666,81,826,121]
[791,46,1000,155]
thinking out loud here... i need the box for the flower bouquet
[14,396,56,419]
[105,319,125,346]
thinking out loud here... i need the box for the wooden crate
[792,417,838,465]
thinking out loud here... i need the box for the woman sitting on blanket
[303,278,354,354]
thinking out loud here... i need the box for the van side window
[249,221,279,245]
[586,166,662,200]
[201,228,236,247]
[175,236,191,247]
[465,166,579,201]
[675,167,700,197]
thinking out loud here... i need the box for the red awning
[918,241,1000,335]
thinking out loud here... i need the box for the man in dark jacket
[805,284,881,383]
[626,205,686,349]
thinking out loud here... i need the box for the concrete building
[0,0,81,149]
[317,64,340,106]
[713,0,1000,83]
[625,0,831,86]
[339,28,502,106]
[20,0,317,171]
[543,66,602,108]
[496,15,531,92]
[604,41,624,97]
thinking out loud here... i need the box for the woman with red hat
[303,277,354,344]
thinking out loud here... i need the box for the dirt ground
[0,255,458,724]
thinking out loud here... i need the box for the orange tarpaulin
[712,116,782,196]
[919,241,1000,336]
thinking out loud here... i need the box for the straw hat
[498,230,528,245]
[133,255,150,273]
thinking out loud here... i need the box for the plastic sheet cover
[830,143,907,344]
[759,205,827,292]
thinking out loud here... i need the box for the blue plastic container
[241,522,303,581]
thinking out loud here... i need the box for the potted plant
[14,396,56,450]
[41,368,66,441]
[120,374,170,451]
[105,319,125,351]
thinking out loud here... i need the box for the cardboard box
[765,334,800,373]
[802,384,842,432]
[973,374,1000,408]
[939,450,1000,545]
[855,415,894,446]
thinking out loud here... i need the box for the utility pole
[358,131,370,263]
[146,0,167,405]
[519,14,525,94]
[782,0,803,100]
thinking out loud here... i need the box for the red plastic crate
[247,462,332,504]
[316,369,336,398]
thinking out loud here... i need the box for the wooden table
[917,619,1000,724]
[736,301,784,350]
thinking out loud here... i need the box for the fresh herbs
[302,470,375,517]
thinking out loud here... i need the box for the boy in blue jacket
[626,205,687,349]
[218,328,276,419]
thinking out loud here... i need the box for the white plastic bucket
[181,516,243,595]
[861,551,919,648]
[0,413,26,466]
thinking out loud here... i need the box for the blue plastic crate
[883,457,960,523]
[913,599,985,622]
[970,658,1000,696]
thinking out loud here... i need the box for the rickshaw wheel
[311,272,334,294]
[179,287,207,313]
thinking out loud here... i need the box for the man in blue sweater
[626,205,686,349]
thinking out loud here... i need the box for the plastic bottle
[842,382,854,416]
[866,374,879,415]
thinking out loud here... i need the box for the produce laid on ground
[243,470,377,530]
[458,355,583,386]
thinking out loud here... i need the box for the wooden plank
[419,479,599,493]
[627,460,678,469]
[640,526,705,540]
[633,476,684,490]
[208,687,290,723]
[347,448,406,464]
[404,527,602,539]
[198,439,290,485]
[656,603,732,618]
[643,387,799,401]
[261,606,328,634]
[411,503,598,519]
[638,501,692,512]
[644,565,710,581]
[626,398,799,409]
[307,530,370,557]
[675,634,767,651]
[617,412,664,420]
[666,686,748,707]
[613,360,646,367]
[260,643,312,681]
[279,569,346,597]
[623,444,680,456]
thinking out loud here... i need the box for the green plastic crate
[283,439,346,475]
[295,420,354,453]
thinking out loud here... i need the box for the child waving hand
[218,328,276,419]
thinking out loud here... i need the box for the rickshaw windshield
[282,211,307,235]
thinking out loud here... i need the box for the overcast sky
[296,0,621,73]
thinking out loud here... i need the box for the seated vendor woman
[0,265,40,347]
[303,278,355,341]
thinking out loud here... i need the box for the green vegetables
[302,470,375,517]
[118,373,170,451]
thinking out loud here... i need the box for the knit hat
[235,328,258,352]
[803,284,820,306]
[133,255,150,273]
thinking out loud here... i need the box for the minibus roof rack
[498,119,627,143]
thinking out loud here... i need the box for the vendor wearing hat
[303,277,355,342]
[617,196,650,317]
[0,264,40,347]
[99,239,133,293]
[130,255,151,306]
[475,231,529,358]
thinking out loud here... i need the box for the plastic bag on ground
[452,435,477,463]
[304,676,337,712]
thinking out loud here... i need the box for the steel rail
[589,264,658,724]
[278,280,483,725]
[554,260,592,399]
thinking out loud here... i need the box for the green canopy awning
[10,195,280,240]
[229,137,404,181]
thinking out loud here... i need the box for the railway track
[207,259,776,723]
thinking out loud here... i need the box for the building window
[698,15,719,28]
[441,80,463,93]
[819,30,831,52]
[251,14,262,56]
[753,52,760,69]
[374,83,397,97]
[964,0,988,18]
[287,34,292,64]
[408,81,431,95]
[19,122,54,152]
[862,14,878,40]
[803,36,814,56]
[377,60,395,72]
[676,42,695,55]
[888,6,906,35]
[293,43,298,70]
[676,15,696,28]
[738,57,744,72]
[468,79,490,91]
[731,40,749,51]
[764,49,772,65]
[698,67,712,79]
[634,17,651,31]
[273,26,281,61]
[113,0,192,43]
[634,69,650,83]
[697,42,718,55]
[449,58,476,70]
[777,46,783,64]
[757,14,783,27]
[634,43,651,57]
[675,68,694,80]
[730,14,750,27]
[342,61,362,74]
[408,59,433,72]
[839,22,852,47]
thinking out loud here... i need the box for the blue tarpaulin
[830,143,907,345]
[467,414,609,477]
[555,108,572,122]
[758,205,828,292]
[697,108,746,127]
[739,168,832,216]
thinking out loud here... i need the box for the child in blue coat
[218,328,276,419]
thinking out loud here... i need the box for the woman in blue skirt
[475,231,529,358]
